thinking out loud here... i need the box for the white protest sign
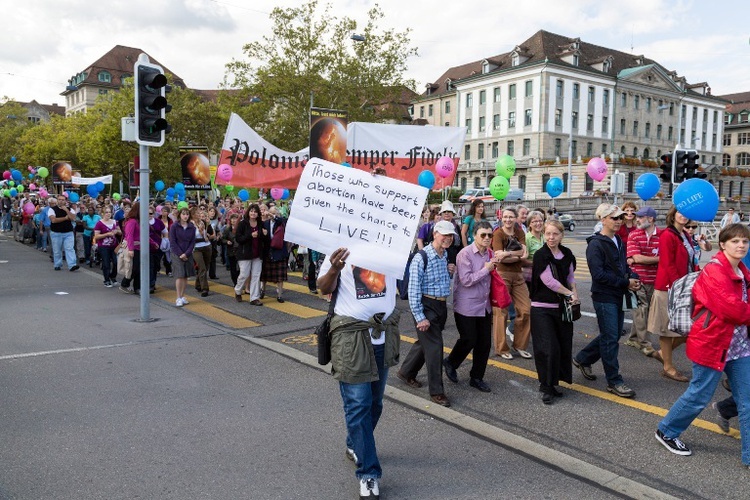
[285,158,428,278]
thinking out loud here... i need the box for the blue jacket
[585,232,638,304]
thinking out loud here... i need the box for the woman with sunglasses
[444,221,508,393]
[685,223,712,268]
[648,206,698,382]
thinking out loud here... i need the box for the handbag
[622,289,638,310]
[504,234,522,252]
[490,270,512,309]
[316,275,341,365]
[116,240,132,279]
[549,258,581,322]
[270,225,285,250]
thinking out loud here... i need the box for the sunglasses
[609,214,625,220]
[477,233,493,239]
[686,225,698,229]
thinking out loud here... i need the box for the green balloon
[489,176,510,201]
[495,155,516,179]
[177,201,188,210]
[37,166,49,178]
[2,189,9,197]
[16,185,24,193]
[8,181,14,187]
[112,193,121,201]
[225,185,234,192]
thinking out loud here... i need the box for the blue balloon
[281,188,290,200]
[546,177,564,198]
[11,169,22,181]
[341,162,352,168]
[154,180,165,191]
[175,182,185,193]
[10,156,16,163]
[28,173,34,180]
[166,187,175,197]
[95,181,105,192]
[673,179,719,222]
[87,184,99,197]
[238,189,249,202]
[635,173,660,200]
[69,192,80,203]
[9,188,18,197]
[178,193,185,201]
[417,170,436,189]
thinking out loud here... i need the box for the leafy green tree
[0,98,34,168]
[224,0,418,151]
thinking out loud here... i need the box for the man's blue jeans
[50,231,77,269]
[575,301,625,387]
[339,343,387,480]
[659,355,750,464]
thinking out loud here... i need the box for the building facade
[718,91,750,200]
[412,30,726,199]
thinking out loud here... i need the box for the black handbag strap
[327,274,342,318]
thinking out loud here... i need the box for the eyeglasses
[477,233,492,239]
[686,225,698,229]
[609,214,625,220]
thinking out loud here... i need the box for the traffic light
[673,149,689,182]
[660,153,674,183]
[134,58,170,147]
[685,150,706,179]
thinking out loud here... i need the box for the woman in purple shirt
[443,221,508,393]
[529,220,578,404]
[169,208,196,307]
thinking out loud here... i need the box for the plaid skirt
[262,256,287,282]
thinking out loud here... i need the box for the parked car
[504,188,525,201]
[558,214,576,231]
[458,187,494,203]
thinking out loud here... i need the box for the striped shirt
[626,226,661,285]
[408,243,451,323]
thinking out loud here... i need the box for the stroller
[287,244,306,272]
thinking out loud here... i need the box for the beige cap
[595,203,624,220]
[433,220,456,235]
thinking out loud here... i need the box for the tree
[224,0,418,151]
[0,98,34,169]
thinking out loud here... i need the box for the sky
[1,0,749,107]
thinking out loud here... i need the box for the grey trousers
[401,296,448,396]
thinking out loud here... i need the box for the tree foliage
[224,0,418,151]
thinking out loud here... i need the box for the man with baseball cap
[399,220,456,407]
[624,206,663,361]
[573,203,640,398]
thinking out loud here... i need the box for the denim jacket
[329,309,401,384]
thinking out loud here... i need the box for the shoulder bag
[549,257,581,322]
[316,275,341,365]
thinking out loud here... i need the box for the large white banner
[285,158,428,278]
[70,174,113,185]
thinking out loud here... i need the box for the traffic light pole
[137,143,153,322]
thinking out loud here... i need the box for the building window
[479,116,486,132]
[478,143,485,159]
[633,147,639,157]
[621,92,627,107]
[525,80,533,97]
[479,90,486,105]
[523,138,531,156]
[466,93,473,107]
[492,142,499,157]
[738,153,750,167]
[98,89,108,95]
[657,124,662,139]
[573,83,580,100]
[465,118,472,132]
[419,106,424,118]
[556,80,564,98]
[646,97,651,111]
[723,154,731,167]
[508,111,516,128]
[668,126,674,141]
[645,122,651,138]
[621,145,626,156]
[474,177,481,188]
[620,119,626,135]
[703,109,708,123]
[603,89,609,106]
[585,172,594,190]
[633,121,639,136]
[509,84,516,100]
[518,175,526,190]
[669,102,675,116]
[554,138,561,157]
[493,87,501,102]
[572,54,579,66]
[586,142,593,156]
[587,114,594,131]
[643,148,650,159]
[634,95,640,110]
[444,122,449,127]
[571,140,577,157]
[507,140,515,157]
[555,109,562,127]
[524,109,532,126]
[588,86,595,102]
[493,114,500,130]
[739,132,749,145]
[445,101,450,114]
[428,104,433,117]
[98,71,112,82]
[571,111,578,128]
[464,144,471,160]
[713,134,717,149]
[482,61,490,74]
[602,143,608,154]
[542,174,550,192]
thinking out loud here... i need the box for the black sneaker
[572,358,596,380]
[655,429,692,456]
[359,478,379,499]
[70,265,79,272]
[607,383,636,398]
[443,358,458,383]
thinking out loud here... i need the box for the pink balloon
[586,157,608,182]
[216,163,233,183]
[39,188,48,198]
[63,192,69,198]
[2,171,10,180]
[27,166,33,171]
[435,156,455,178]
[23,202,35,215]
[29,183,36,191]
[270,188,284,200]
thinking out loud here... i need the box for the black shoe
[201,291,209,297]
[235,294,242,302]
[572,358,597,381]
[430,394,451,407]
[443,358,458,383]
[149,288,156,294]
[469,378,491,393]
[607,383,636,398]
[552,386,564,397]
[309,289,318,294]
[276,297,285,303]
[541,392,553,405]
[54,267,61,271]
[70,265,79,272]
[655,429,692,456]
[250,299,264,306]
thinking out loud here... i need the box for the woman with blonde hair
[190,206,213,297]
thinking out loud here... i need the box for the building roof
[417,29,712,100]
[61,45,186,95]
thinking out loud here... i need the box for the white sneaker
[506,327,514,343]
[175,298,184,307]
[181,297,189,305]
[359,478,379,499]
[346,447,358,464]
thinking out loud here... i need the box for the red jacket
[687,251,750,371]
[654,227,697,291]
